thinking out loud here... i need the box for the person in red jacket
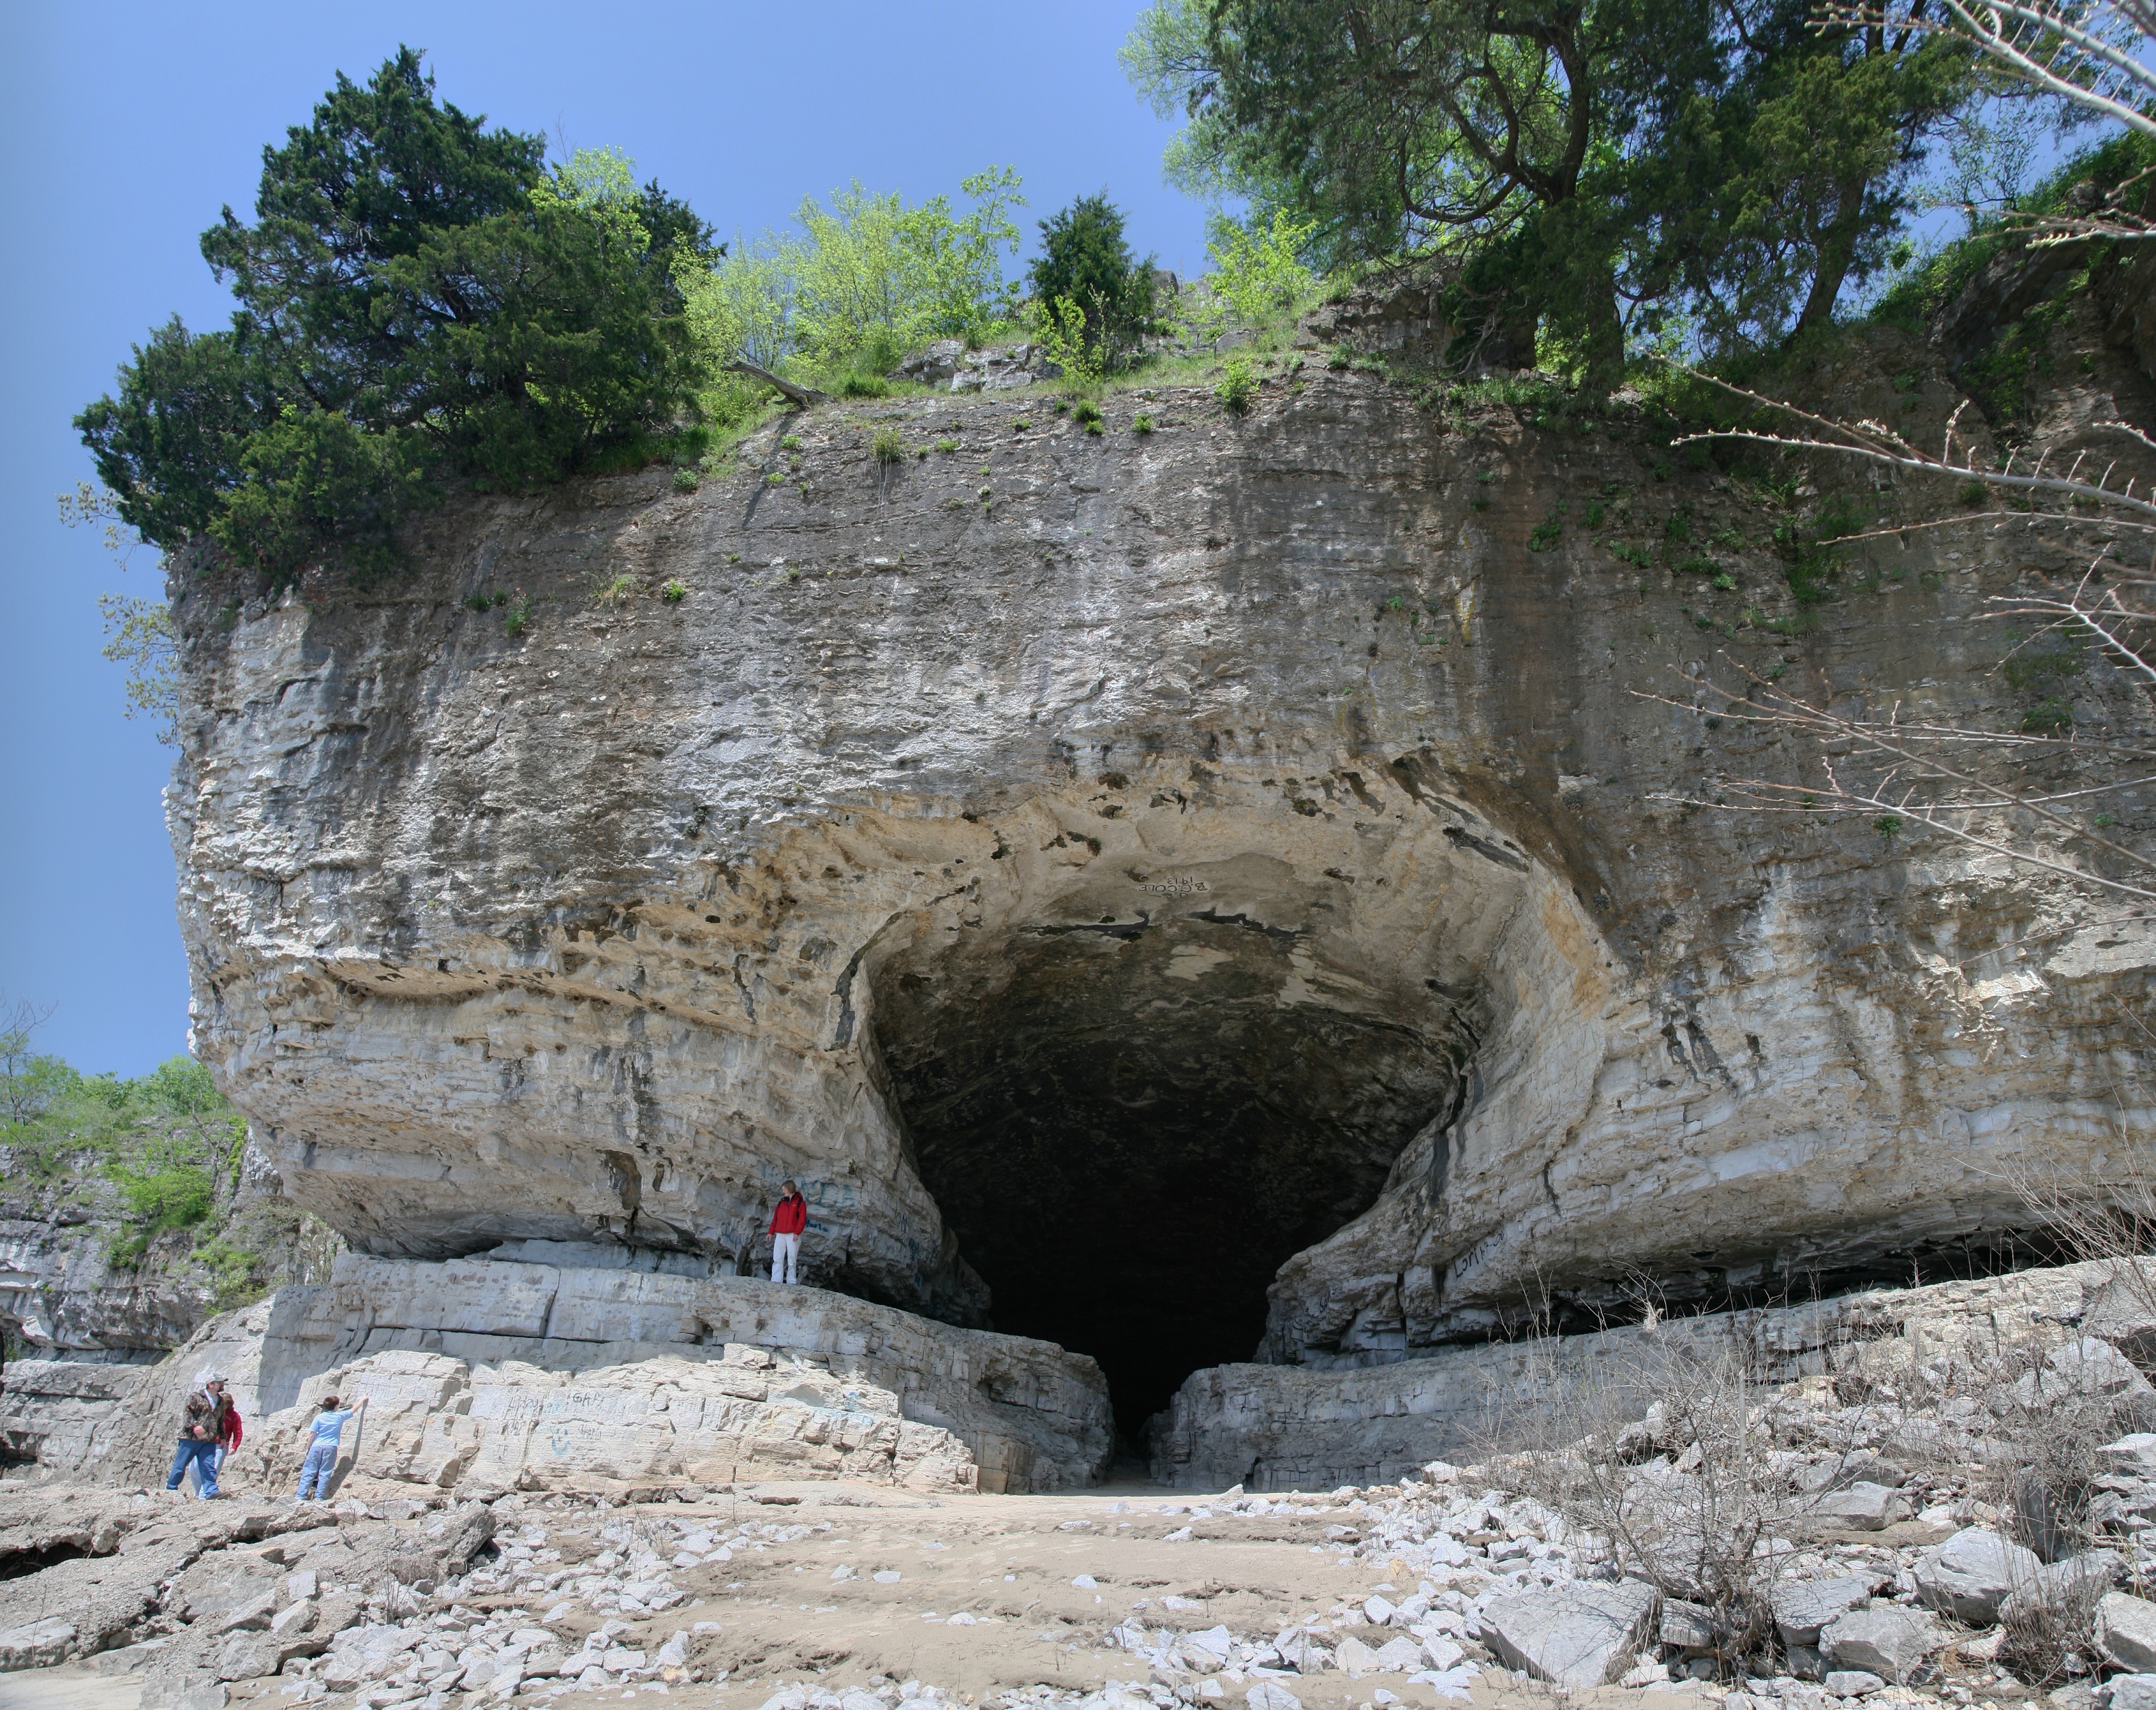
[769,1179,808,1285]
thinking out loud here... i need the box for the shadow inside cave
[871,902,1469,1441]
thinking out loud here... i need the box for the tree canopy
[78,47,713,580]
[1127,0,1977,376]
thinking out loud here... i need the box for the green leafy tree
[678,168,1023,404]
[77,48,710,581]
[1181,208,1319,343]
[1169,0,1977,377]
[1667,2,1975,351]
[1123,2,1330,259]
[1028,194,1157,368]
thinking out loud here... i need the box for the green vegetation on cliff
[0,1006,336,1311]
[78,47,714,581]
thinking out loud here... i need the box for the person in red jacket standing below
[769,1179,808,1285]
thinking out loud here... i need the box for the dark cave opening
[873,908,1464,1440]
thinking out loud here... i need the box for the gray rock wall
[164,339,2156,1421]
[3,1254,1112,1494]
[1148,1257,2133,1490]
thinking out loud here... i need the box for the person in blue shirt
[295,1392,367,1501]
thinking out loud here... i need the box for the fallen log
[725,360,831,408]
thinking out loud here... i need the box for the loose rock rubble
[14,1272,2156,1710]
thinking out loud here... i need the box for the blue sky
[1,2,1196,1077]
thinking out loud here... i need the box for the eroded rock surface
[11,1254,1111,1497]
[165,313,2156,1424]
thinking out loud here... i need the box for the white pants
[771,1233,800,1284]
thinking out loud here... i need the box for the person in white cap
[166,1376,229,1497]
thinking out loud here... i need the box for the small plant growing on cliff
[1073,399,1104,436]
[935,437,960,453]
[1217,357,1255,415]
[661,579,687,603]
[1529,507,1564,551]
[503,592,531,635]
[672,469,699,492]
[1133,414,1154,435]
[780,435,802,451]
[1874,814,1903,845]
[464,589,511,613]
[871,425,907,464]
[592,574,635,606]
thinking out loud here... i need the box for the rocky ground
[10,1308,2156,1710]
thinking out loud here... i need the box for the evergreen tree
[1029,194,1157,363]
[78,47,711,581]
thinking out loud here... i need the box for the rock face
[12,1253,1112,1495]
[165,311,2156,1432]
[1149,1257,2143,1488]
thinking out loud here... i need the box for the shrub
[1031,294,1105,391]
[871,425,907,464]
[780,435,802,451]
[1133,413,1155,435]
[679,169,1025,398]
[841,373,891,398]
[672,469,699,492]
[1073,399,1105,436]
[503,595,531,635]
[661,579,687,603]
[1181,209,1318,345]
[115,1165,213,1240]
[1217,357,1256,415]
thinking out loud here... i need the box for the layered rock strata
[1149,1254,2156,1489]
[2,1253,1112,1494]
[166,312,2156,1423]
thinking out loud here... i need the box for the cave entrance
[869,861,1473,1441]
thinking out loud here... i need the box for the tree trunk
[1793,179,1872,339]
[726,360,830,408]
[1581,280,1627,395]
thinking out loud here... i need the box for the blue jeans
[297,1441,339,1500]
[167,1437,219,1497]
[184,1442,226,1496]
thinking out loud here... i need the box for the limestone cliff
[163,286,2156,1430]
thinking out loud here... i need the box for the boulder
[0,1616,77,1669]
[1773,1577,1874,1647]
[896,341,966,386]
[1332,1635,1378,1674]
[1824,1670,1886,1698]
[2013,1339,2156,1415]
[1477,1579,1657,1689]
[2106,1674,2156,1710]
[1660,1599,1722,1650]
[216,1626,330,1681]
[2000,1553,2122,1626]
[1819,1607,1947,1685]
[1810,1483,1911,1530]
[1912,1527,2042,1625]
[2099,1592,2156,1673]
